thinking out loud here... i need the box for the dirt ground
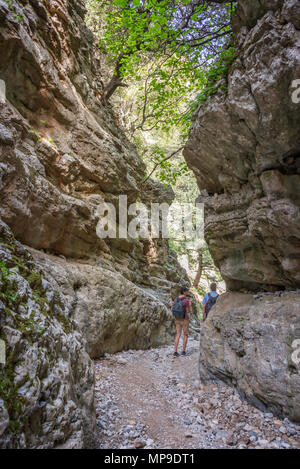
[95,338,300,449]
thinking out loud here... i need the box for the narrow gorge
[0,0,299,450]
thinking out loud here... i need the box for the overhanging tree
[96,0,235,134]
[87,1,236,185]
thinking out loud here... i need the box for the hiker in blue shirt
[202,283,219,322]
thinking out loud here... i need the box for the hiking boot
[173,352,179,357]
[181,351,186,356]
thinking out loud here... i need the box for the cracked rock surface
[0,219,97,448]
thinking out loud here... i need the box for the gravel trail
[95,338,300,449]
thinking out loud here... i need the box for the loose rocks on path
[95,338,300,449]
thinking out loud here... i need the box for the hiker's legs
[174,320,183,352]
[182,333,188,352]
[182,320,189,353]
[174,331,181,353]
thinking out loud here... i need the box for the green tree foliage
[86,0,236,184]
[93,0,235,135]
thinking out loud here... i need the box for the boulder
[199,292,300,422]
[28,248,176,357]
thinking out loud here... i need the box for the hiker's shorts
[175,319,189,336]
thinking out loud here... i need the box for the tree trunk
[193,250,203,287]
[104,53,128,101]
[104,75,127,101]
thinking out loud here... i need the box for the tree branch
[142,146,184,185]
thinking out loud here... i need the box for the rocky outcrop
[0,220,97,448]
[184,0,300,421]
[184,0,300,291]
[199,292,300,422]
[28,247,176,358]
[0,0,188,448]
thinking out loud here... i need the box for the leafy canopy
[96,0,235,137]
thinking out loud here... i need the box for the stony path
[95,338,300,449]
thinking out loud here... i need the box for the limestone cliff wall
[184,0,300,421]
[0,0,189,447]
[184,0,300,292]
[0,220,97,448]
[0,0,188,353]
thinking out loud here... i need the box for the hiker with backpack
[202,283,219,322]
[172,286,192,357]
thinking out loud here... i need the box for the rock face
[184,0,300,420]
[0,0,188,448]
[184,0,300,291]
[199,292,300,422]
[29,247,177,358]
[0,0,187,350]
[0,220,97,448]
